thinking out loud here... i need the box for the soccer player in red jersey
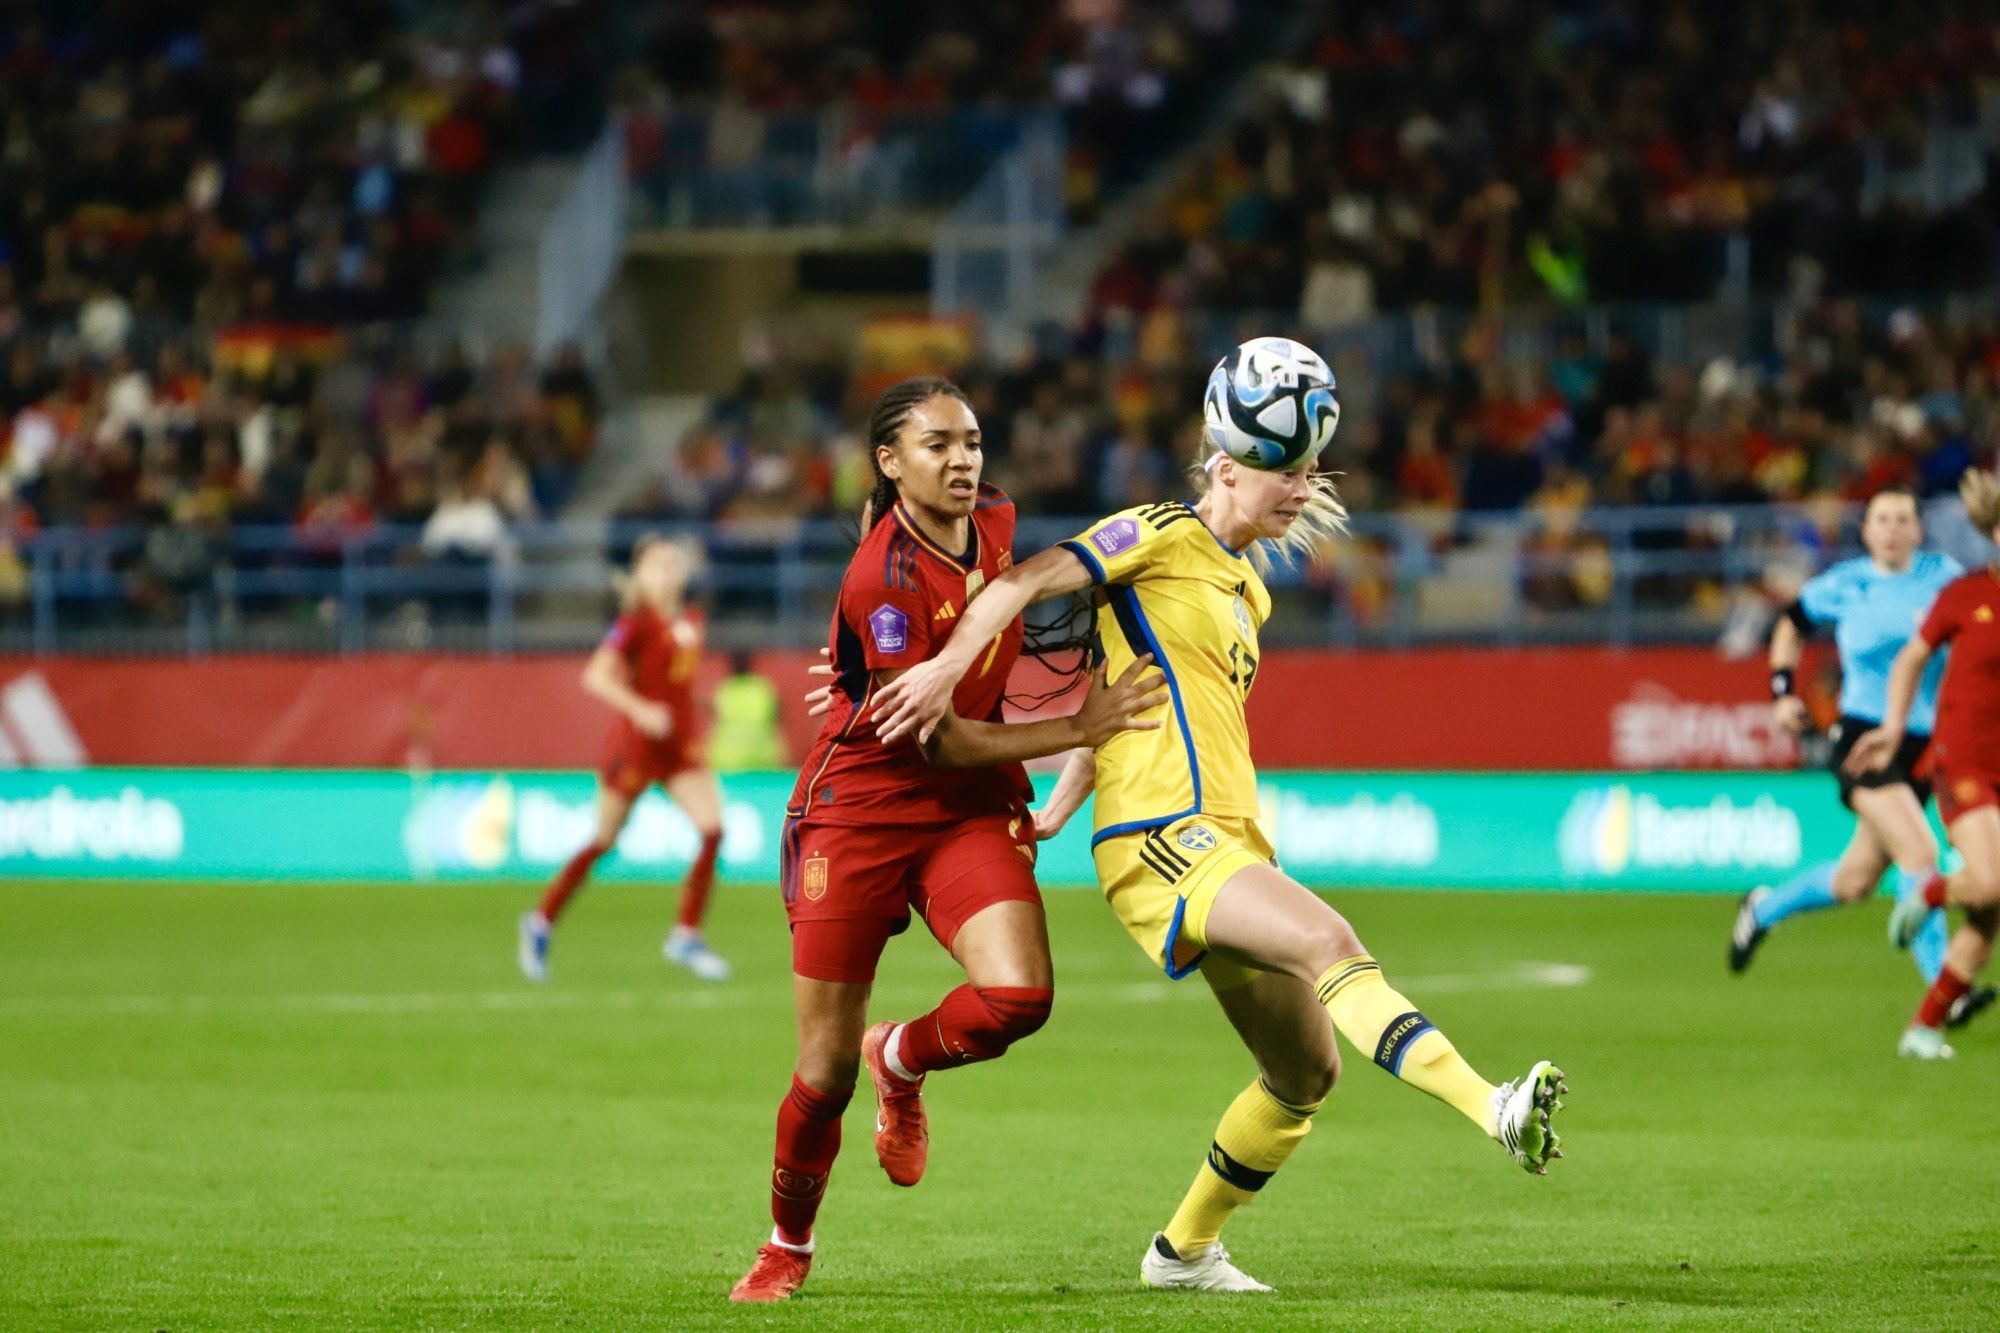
[729,378,1165,1303]
[1850,470,2000,1058]
[517,536,733,983]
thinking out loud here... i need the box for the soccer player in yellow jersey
[874,438,1568,1294]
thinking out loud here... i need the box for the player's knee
[1829,870,1874,903]
[971,986,1053,1052]
[1270,1048,1339,1106]
[1299,918,1366,976]
[794,1052,859,1096]
[1962,865,2000,907]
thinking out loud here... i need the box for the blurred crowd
[645,297,1999,520]
[0,329,601,618]
[0,2,539,335]
[614,0,1268,222]
[1090,0,2000,323]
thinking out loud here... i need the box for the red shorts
[780,811,1042,983]
[1934,757,2000,825]
[600,725,701,797]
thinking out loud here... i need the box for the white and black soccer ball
[1202,336,1340,469]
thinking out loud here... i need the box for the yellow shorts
[1092,813,1275,989]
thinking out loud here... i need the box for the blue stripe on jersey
[1160,893,1206,981]
[1092,584,1201,847]
[1058,538,1106,585]
[1180,502,1247,562]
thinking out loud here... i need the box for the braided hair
[860,376,972,530]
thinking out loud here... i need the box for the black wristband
[1770,668,1796,700]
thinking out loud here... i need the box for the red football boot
[861,1020,928,1186]
[729,1242,812,1302]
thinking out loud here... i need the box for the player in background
[517,536,732,984]
[1850,470,2000,1058]
[729,378,1165,1302]
[1729,488,1995,1027]
[873,435,1566,1295]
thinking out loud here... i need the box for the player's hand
[1772,695,1810,735]
[805,647,837,718]
[631,701,672,738]
[1029,804,1069,840]
[1843,726,1901,775]
[1073,655,1167,749]
[873,656,962,746]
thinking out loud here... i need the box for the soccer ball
[1202,337,1341,469]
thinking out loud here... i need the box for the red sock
[1916,966,1972,1030]
[675,830,724,930]
[538,844,606,923]
[896,985,1054,1076]
[770,1075,851,1247]
[1922,873,1950,909]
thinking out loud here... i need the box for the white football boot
[1898,1026,1955,1061]
[1492,1060,1566,1174]
[1140,1233,1273,1293]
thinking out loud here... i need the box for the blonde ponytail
[1962,468,2000,535]
[1187,441,1348,575]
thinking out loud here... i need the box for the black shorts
[1827,715,1931,811]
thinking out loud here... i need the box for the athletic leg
[519,783,634,981]
[1201,863,1563,1171]
[1905,808,2000,1057]
[540,783,635,924]
[663,768,731,980]
[1732,821,1886,973]
[1150,969,1335,1288]
[1851,785,1947,981]
[863,824,1051,1186]
[732,917,892,1303]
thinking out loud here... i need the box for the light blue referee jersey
[1798,551,1961,734]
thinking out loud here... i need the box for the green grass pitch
[5,880,2000,1330]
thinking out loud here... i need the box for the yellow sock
[1162,1079,1321,1258]
[1316,954,1496,1133]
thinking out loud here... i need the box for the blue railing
[5,498,1969,656]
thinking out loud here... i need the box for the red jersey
[1919,569,2000,772]
[789,485,1029,826]
[604,605,704,747]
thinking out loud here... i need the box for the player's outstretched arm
[1031,748,1097,840]
[582,644,670,737]
[874,546,1098,745]
[1767,606,1811,734]
[923,658,1165,769]
[1845,638,1933,774]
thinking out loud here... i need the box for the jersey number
[1227,643,1258,697]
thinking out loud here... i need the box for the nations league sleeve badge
[869,604,909,653]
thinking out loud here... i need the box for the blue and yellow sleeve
[1060,508,1185,586]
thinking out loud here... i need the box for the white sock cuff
[769,1227,814,1255]
[884,1022,918,1083]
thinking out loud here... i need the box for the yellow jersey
[1058,502,1270,846]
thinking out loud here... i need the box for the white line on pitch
[0,963,1591,1019]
